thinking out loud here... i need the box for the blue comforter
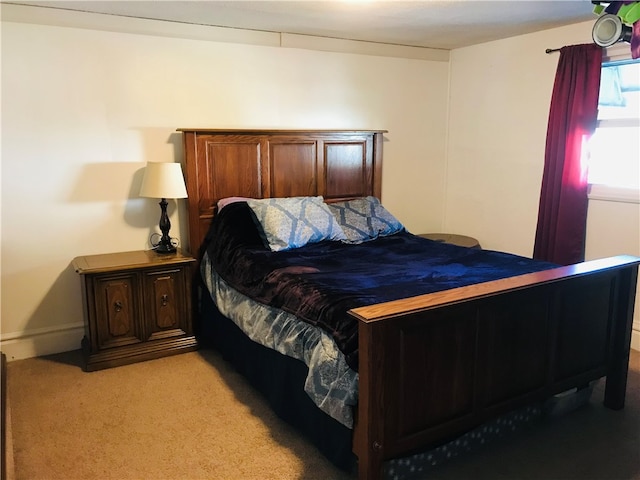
[205,202,557,370]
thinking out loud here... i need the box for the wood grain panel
[203,139,262,208]
[94,274,142,349]
[268,141,317,197]
[144,268,190,341]
[324,141,370,199]
[105,281,132,337]
[554,273,614,381]
[181,129,386,254]
[150,274,177,329]
[478,288,550,406]
[395,307,476,435]
[186,133,264,256]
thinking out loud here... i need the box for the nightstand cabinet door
[143,266,191,340]
[94,273,144,349]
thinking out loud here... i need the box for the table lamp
[139,162,188,253]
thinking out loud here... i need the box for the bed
[179,128,639,480]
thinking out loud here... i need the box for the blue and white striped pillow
[246,196,346,251]
[327,196,404,244]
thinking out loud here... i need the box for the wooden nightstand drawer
[73,250,197,371]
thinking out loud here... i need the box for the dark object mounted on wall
[593,13,633,46]
[591,1,640,57]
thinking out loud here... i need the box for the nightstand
[73,249,198,371]
[418,233,481,249]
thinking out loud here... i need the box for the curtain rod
[545,47,562,54]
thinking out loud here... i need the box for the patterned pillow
[327,196,404,243]
[246,196,346,251]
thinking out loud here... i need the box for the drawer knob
[114,301,123,313]
[161,294,169,306]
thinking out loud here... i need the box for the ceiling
[4,1,599,50]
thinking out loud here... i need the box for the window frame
[587,44,640,204]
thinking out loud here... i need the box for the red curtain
[533,44,603,265]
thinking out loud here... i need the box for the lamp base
[154,243,177,254]
[154,198,177,254]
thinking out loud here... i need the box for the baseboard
[0,323,84,362]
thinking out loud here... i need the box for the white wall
[446,22,587,255]
[2,9,638,360]
[447,21,640,348]
[0,15,449,359]
[586,198,640,349]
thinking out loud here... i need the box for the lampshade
[139,162,188,199]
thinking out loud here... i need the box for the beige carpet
[6,349,352,480]
[6,348,640,480]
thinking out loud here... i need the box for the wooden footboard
[350,255,640,480]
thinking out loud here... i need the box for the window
[585,54,640,200]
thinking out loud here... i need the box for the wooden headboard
[178,129,387,256]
